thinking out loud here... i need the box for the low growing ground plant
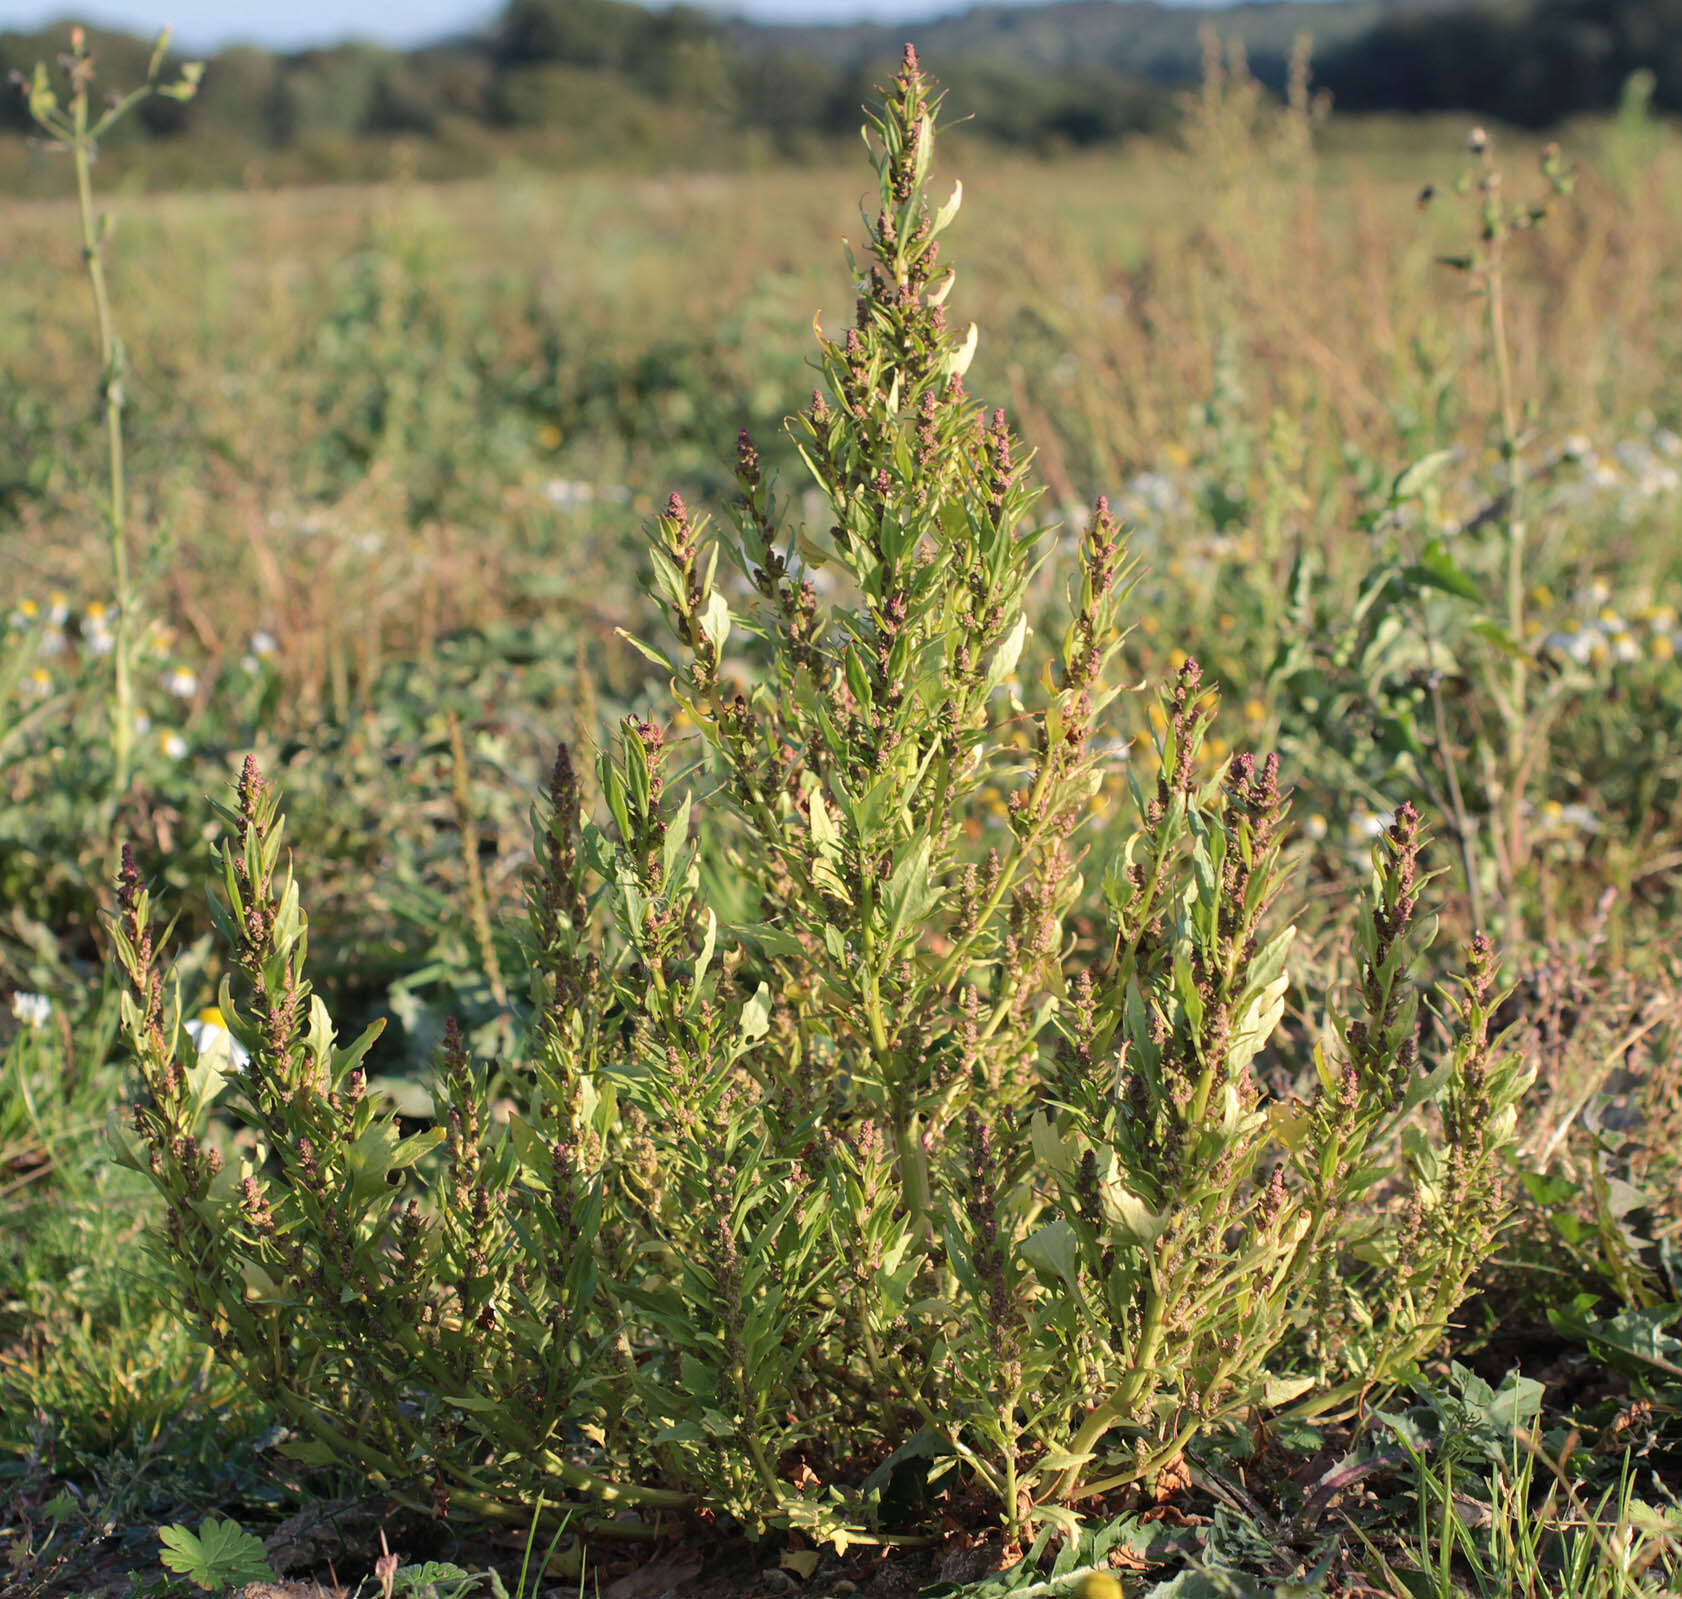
[111,51,1533,1553]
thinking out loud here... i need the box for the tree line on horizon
[1,0,1674,188]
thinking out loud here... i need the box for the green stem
[892,1112,932,1237]
[539,1452,694,1511]
[1001,1441,1020,1540]
[1484,193,1528,912]
[70,91,134,798]
[1050,1283,1168,1500]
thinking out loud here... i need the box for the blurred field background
[5,0,1682,1591]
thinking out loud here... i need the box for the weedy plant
[15,25,201,797]
[111,51,1533,1550]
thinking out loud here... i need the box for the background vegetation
[3,0,1682,189]
[3,9,1682,1598]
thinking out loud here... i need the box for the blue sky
[0,0,1228,53]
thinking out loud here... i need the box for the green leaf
[1470,618,1529,660]
[699,590,732,652]
[1262,1373,1316,1407]
[739,981,772,1042]
[982,611,1029,696]
[1548,1302,1682,1383]
[275,1437,339,1467]
[1390,449,1457,503]
[1403,538,1482,604]
[1019,1220,1080,1291]
[1226,968,1288,1075]
[157,1519,275,1593]
[614,628,677,672]
[932,177,964,235]
[880,833,942,948]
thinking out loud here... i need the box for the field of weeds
[3,35,1682,1599]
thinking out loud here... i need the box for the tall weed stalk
[17,26,200,796]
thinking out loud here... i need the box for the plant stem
[1050,1282,1167,1500]
[1483,156,1528,910]
[70,89,135,797]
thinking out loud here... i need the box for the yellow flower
[1077,1576,1125,1599]
[1242,697,1266,725]
[1168,648,1188,670]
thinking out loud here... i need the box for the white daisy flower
[1539,800,1600,834]
[1543,627,1597,665]
[185,1006,250,1073]
[10,991,51,1028]
[1350,809,1393,841]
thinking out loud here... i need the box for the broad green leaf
[1019,1220,1080,1290]
[157,1519,275,1593]
[880,833,942,947]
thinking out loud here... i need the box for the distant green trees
[1319,0,1682,125]
[1,0,1675,189]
